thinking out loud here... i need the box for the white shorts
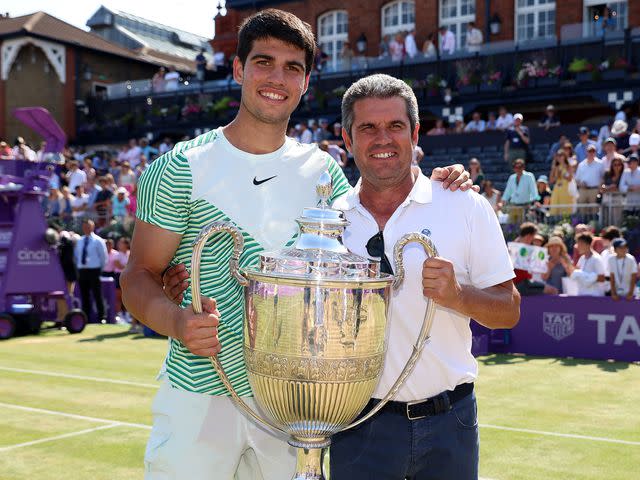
[144,380,296,480]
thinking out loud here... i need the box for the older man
[330,74,520,479]
[502,158,539,224]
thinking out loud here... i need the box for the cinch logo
[543,312,575,341]
[17,248,51,266]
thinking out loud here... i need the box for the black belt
[370,382,474,420]
[581,186,599,189]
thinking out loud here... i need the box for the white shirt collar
[339,170,433,211]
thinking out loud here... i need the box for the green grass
[0,325,638,480]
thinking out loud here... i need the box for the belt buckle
[406,399,427,420]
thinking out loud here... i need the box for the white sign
[508,242,548,274]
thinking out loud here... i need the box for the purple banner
[497,296,640,362]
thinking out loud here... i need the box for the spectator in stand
[503,158,539,223]
[486,112,498,131]
[0,140,13,159]
[135,155,149,177]
[468,158,484,186]
[74,219,107,321]
[314,118,332,142]
[298,121,313,144]
[83,158,96,183]
[574,126,597,162]
[389,33,404,62]
[152,67,166,93]
[548,134,568,163]
[60,186,74,225]
[609,238,638,301]
[12,136,37,160]
[464,111,486,133]
[575,144,604,214]
[563,142,578,171]
[114,237,140,332]
[533,175,552,213]
[452,115,465,134]
[504,113,530,164]
[329,122,344,145]
[102,237,119,312]
[602,156,625,192]
[71,185,89,222]
[36,141,47,161]
[140,137,158,162]
[610,119,629,152]
[624,133,640,156]
[542,236,572,294]
[340,41,354,70]
[44,187,64,219]
[599,137,624,171]
[620,153,640,214]
[84,177,101,211]
[108,157,121,185]
[538,104,560,130]
[427,118,446,135]
[597,118,612,151]
[121,139,142,169]
[599,225,622,274]
[164,66,180,91]
[412,144,425,166]
[196,48,207,83]
[466,22,483,53]
[313,46,329,72]
[570,232,606,296]
[549,150,576,216]
[112,187,130,224]
[496,106,514,131]
[118,162,137,189]
[481,179,502,214]
[93,176,114,227]
[159,137,173,155]
[65,160,87,192]
[318,140,347,167]
[438,25,456,55]
[379,34,391,57]
[422,33,437,58]
[570,224,605,264]
[404,28,418,58]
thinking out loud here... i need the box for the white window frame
[439,0,476,50]
[515,0,556,43]
[583,0,628,36]
[317,10,348,71]
[381,0,415,38]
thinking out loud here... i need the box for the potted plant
[600,57,630,81]
[568,57,596,83]
[515,60,561,88]
[424,74,447,97]
[455,59,480,95]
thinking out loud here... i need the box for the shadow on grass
[78,330,132,342]
[478,353,632,372]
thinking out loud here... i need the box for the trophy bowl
[190,172,437,479]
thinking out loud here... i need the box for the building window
[381,1,415,38]
[584,0,627,36]
[439,0,476,49]
[317,10,348,71]
[515,0,556,43]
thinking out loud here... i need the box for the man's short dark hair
[576,233,593,246]
[519,222,538,238]
[237,9,316,74]
[601,226,621,241]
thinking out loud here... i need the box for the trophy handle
[343,232,438,430]
[190,221,287,435]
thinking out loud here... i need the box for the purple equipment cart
[0,162,87,339]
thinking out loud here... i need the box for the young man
[122,9,473,480]
[608,238,638,301]
[330,74,520,479]
[570,233,606,296]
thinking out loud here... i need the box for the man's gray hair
[341,74,419,138]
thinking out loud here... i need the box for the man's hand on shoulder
[431,164,480,192]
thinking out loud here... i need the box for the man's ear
[342,128,352,153]
[302,73,310,95]
[412,123,420,146]
[233,56,244,85]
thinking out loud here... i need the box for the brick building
[0,12,197,145]
[213,0,640,69]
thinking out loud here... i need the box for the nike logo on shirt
[253,175,278,185]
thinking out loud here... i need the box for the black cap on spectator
[579,126,589,135]
[628,153,639,163]
[612,238,627,249]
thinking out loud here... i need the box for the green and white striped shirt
[137,128,351,396]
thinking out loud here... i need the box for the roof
[0,11,143,62]
[0,11,199,72]
[225,0,299,9]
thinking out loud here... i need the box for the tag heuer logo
[543,312,575,341]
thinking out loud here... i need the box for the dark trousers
[330,393,479,480]
[78,268,104,319]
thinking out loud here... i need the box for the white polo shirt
[333,172,514,401]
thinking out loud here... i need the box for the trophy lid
[250,171,383,280]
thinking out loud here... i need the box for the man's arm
[628,272,638,299]
[422,258,520,328]
[121,219,220,356]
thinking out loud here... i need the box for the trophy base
[292,446,325,480]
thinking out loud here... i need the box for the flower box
[479,82,501,93]
[575,72,593,83]
[458,85,477,95]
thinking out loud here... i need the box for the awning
[12,107,67,153]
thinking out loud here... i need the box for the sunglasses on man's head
[366,231,394,275]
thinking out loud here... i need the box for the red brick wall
[556,0,582,38]
[630,0,640,27]
[64,47,76,143]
